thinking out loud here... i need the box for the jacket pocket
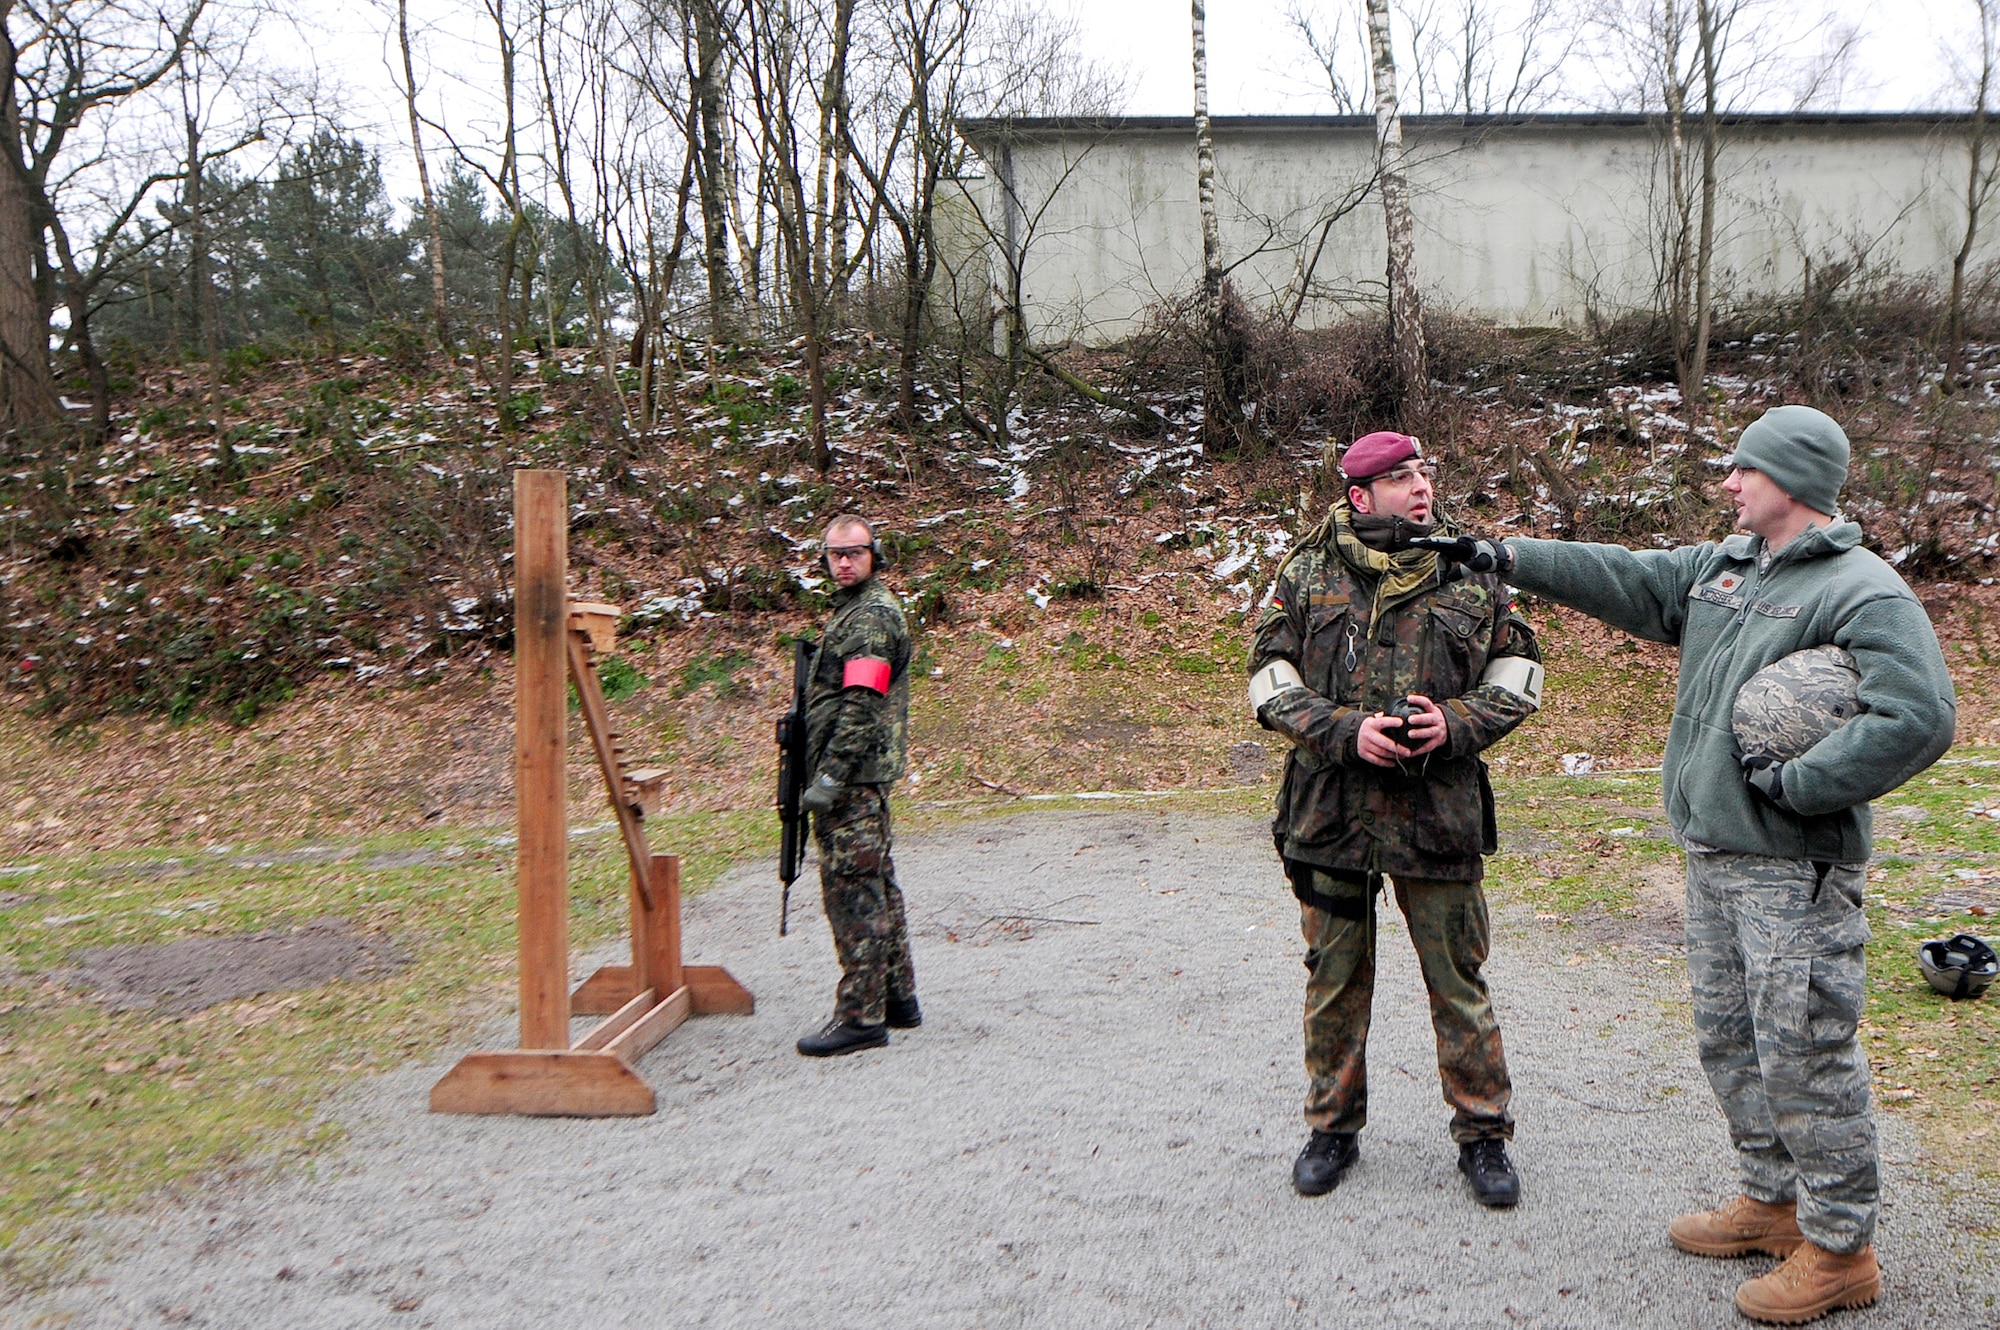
[1280,754,1354,850]
[1409,759,1484,856]
[1422,600,1485,699]
[1302,605,1356,700]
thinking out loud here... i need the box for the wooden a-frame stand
[430,469,751,1116]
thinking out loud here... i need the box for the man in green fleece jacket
[1425,405,1955,1325]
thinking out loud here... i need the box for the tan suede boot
[1734,1241,1880,1324]
[1668,1195,1806,1258]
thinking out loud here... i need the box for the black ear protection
[823,520,888,572]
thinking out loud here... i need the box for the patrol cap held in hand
[1339,431,1422,484]
[1723,405,1850,516]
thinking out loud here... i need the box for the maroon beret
[1340,431,1421,482]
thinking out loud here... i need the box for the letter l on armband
[1248,659,1307,715]
[1479,656,1545,710]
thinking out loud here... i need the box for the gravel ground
[28,808,2000,1329]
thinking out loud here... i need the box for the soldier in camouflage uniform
[1248,431,1545,1207]
[795,514,920,1058]
[1429,406,1957,1322]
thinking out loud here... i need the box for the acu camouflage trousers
[813,783,916,1026]
[1685,849,1877,1254]
[1297,865,1514,1142]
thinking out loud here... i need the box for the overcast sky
[1080,0,1968,115]
[289,0,1983,204]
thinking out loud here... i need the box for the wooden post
[640,853,684,995]
[515,469,570,1050]
[429,475,750,1116]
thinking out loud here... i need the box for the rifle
[774,636,815,935]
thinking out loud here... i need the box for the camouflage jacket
[1249,515,1541,881]
[806,576,911,787]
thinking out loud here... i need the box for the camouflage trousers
[1297,866,1514,1142]
[1685,849,1877,1254]
[813,783,916,1026]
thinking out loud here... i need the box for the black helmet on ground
[1918,933,1999,1000]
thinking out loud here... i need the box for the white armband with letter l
[1480,656,1545,710]
[1247,659,1307,716]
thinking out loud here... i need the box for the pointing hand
[1410,535,1512,575]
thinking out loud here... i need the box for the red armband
[842,656,892,694]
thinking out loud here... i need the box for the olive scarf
[1278,496,1457,624]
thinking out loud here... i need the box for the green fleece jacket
[1508,523,1956,862]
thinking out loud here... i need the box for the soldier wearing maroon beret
[1247,431,1545,1206]
[794,514,920,1057]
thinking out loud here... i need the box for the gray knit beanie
[1725,405,1849,515]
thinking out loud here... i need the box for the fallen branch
[1025,345,1168,435]
[251,441,434,486]
[1515,431,1584,534]
[973,774,1025,798]
[979,914,1101,927]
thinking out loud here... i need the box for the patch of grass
[1852,753,2000,1175]
[1485,754,2000,1181]
[596,656,648,703]
[673,649,755,699]
[0,806,775,1287]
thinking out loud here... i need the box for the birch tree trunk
[398,0,450,350]
[1192,0,1222,328]
[1366,0,1427,418]
[813,0,856,320]
[1191,0,1248,451]
[690,0,737,337]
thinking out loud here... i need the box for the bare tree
[934,2,1131,443]
[422,0,536,411]
[393,0,450,349]
[1191,0,1249,451]
[532,0,639,437]
[1286,0,1370,113]
[176,46,226,453]
[738,0,843,469]
[1946,0,2000,394]
[1591,0,1858,411]
[686,0,739,337]
[1290,0,1578,119]
[839,0,975,431]
[0,0,203,443]
[1367,0,1427,418]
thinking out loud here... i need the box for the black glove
[1741,754,1790,809]
[1409,534,1513,575]
[800,772,842,816]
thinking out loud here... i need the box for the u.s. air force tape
[1480,656,1545,710]
[1247,659,1307,715]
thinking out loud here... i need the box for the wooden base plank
[603,986,693,1064]
[686,965,754,1015]
[570,964,636,1015]
[573,987,658,1052]
[429,1050,656,1116]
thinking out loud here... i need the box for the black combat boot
[1458,1138,1521,1208]
[797,1017,889,1057]
[885,994,923,1028]
[1292,1130,1359,1196]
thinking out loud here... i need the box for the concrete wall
[952,115,1986,345]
